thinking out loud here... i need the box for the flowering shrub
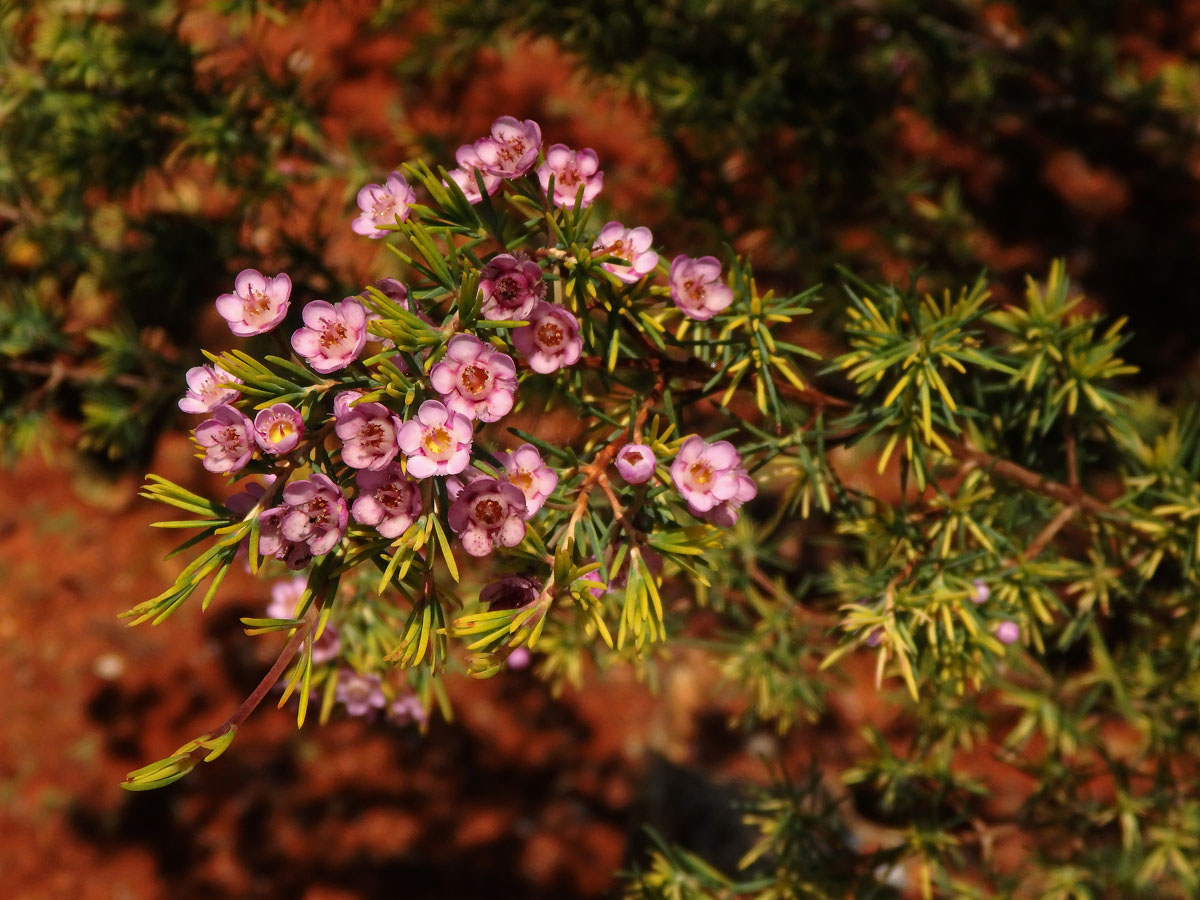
[109,109,1200,899]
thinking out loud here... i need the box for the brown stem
[216,621,311,737]
[1021,503,1080,562]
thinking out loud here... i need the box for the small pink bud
[996,621,1021,645]
[615,443,656,484]
[969,579,990,604]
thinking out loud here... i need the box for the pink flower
[615,443,656,484]
[593,222,658,283]
[479,254,546,321]
[669,255,734,321]
[480,575,541,610]
[227,478,272,516]
[333,390,366,419]
[259,473,348,569]
[537,144,603,208]
[396,400,473,478]
[352,171,415,239]
[311,623,341,665]
[389,694,428,726]
[291,298,368,373]
[970,579,990,604]
[511,302,582,374]
[447,476,528,557]
[429,334,518,422]
[267,575,307,619]
[195,405,254,474]
[996,621,1021,644]
[352,462,422,538]
[473,116,542,178]
[496,443,557,517]
[446,144,502,203]
[670,436,757,525]
[336,670,386,717]
[215,269,291,336]
[253,403,304,455]
[335,400,401,470]
[179,364,240,414]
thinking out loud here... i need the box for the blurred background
[3,0,1200,897]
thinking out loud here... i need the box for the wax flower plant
[122,116,794,789]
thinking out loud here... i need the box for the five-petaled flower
[292,298,368,373]
[396,400,474,478]
[336,400,402,470]
[537,144,603,208]
[447,476,528,557]
[179,364,241,414]
[594,222,658,284]
[511,302,582,374]
[479,254,545,321]
[670,436,757,526]
[446,144,503,203]
[351,462,423,538]
[669,255,734,321]
[215,269,291,336]
[429,334,518,423]
[474,116,542,178]
[497,443,558,517]
[253,403,305,455]
[352,171,416,239]
[195,404,255,474]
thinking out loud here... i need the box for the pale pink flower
[970,579,991,604]
[479,254,545,321]
[511,302,582,374]
[226,478,272,517]
[496,443,557,517]
[179,364,240,414]
[267,575,308,619]
[996,621,1021,645]
[352,171,415,239]
[396,400,473,478]
[669,255,734,321]
[195,404,254,474]
[480,575,541,610]
[473,116,542,178]
[446,144,502,203]
[311,624,341,665]
[336,670,386,717]
[429,334,518,423]
[537,144,603,208]
[335,400,401,470]
[615,443,656,484]
[253,403,304,455]
[389,694,428,726]
[352,462,422,538]
[593,222,658,283]
[447,476,528,557]
[215,269,291,336]
[670,436,757,525]
[291,298,368,373]
[259,473,348,569]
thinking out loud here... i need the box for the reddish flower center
[536,320,564,349]
[305,496,329,526]
[606,239,634,262]
[474,498,505,527]
[558,164,581,188]
[360,421,384,447]
[460,364,491,398]
[320,321,348,349]
[494,275,521,304]
[245,288,274,319]
[682,278,706,303]
[624,450,644,466]
[220,426,243,448]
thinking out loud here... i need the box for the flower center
[624,450,644,466]
[460,364,491,398]
[683,278,706,302]
[512,470,534,493]
[495,275,521,304]
[245,288,274,321]
[360,421,384,447]
[221,426,243,448]
[607,239,634,262]
[423,426,452,456]
[536,320,564,349]
[320,321,348,349]
[558,164,581,188]
[268,420,294,444]
[474,498,504,527]
[689,462,713,486]
[372,192,396,221]
[305,496,329,526]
